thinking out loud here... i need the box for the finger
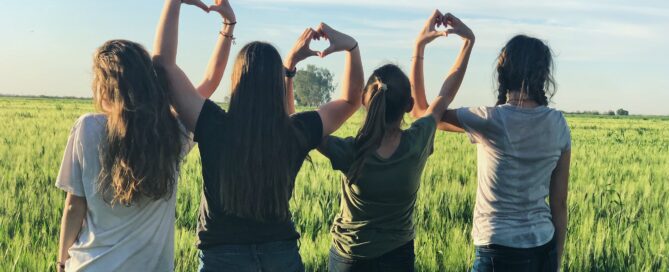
[208,5,220,12]
[444,13,458,25]
[310,50,319,57]
[320,46,336,58]
[300,28,311,39]
[445,29,456,36]
[427,10,439,28]
[318,22,332,35]
[193,1,209,12]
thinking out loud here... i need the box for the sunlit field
[0,97,667,271]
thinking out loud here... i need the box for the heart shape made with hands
[433,14,455,34]
[309,34,330,57]
[183,0,234,18]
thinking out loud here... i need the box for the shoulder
[290,110,324,146]
[198,99,227,122]
[406,115,437,136]
[325,135,355,149]
[194,100,226,143]
[73,113,106,135]
[456,106,496,119]
[290,110,322,126]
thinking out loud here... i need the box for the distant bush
[616,108,630,116]
[606,110,615,116]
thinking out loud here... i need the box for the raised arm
[315,23,364,137]
[57,194,86,272]
[421,13,475,127]
[550,149,571,270]
[196,0,237,98]
[410,9,446,119]
[152,0,235,131]
[284,28,320,114]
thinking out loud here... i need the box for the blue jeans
[198,240,304,272]
[471,236,558,272]
[329,240,415,272]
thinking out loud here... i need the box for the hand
[316,23,357,58]
[443,13,474,41]
[181,0,209,13]
[286,28,320,69]
[416,9,448,47]
[209,0,236,23]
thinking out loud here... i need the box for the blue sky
[1,0,668,115]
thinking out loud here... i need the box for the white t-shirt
[55,113,193,271]
[457,104,571,248]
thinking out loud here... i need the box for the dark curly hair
[495,35,556,106]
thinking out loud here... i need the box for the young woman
[151,0,364,270]
[318,10,474,272]
[54,4,232,270]
[411,13,571,272]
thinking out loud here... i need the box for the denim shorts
[471,236,558,272]
[198,239,304,272]
[329,240,415,272]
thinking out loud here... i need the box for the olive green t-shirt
[321,116,437,259]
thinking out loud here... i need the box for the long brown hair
[495,35,556,106]
[348,64,412,183]
[219,42,307,221]
[93,40,183,206]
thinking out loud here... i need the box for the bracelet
[219,31,236,44]
[285,66,297,78]
[412,55,424,60]
[223,21,237,26]
[347,42,358,52]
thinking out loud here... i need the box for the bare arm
[550,149,571,270]
[152,0,235,131]
[315,23,364,137]
[421,13,475,123]
[410,10,445,119]
[196,1,237,98]
[284,28,320,114]
[57,194,87,271]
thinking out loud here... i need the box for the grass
[0,97,667,271]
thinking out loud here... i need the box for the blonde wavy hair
[92,40,183,206]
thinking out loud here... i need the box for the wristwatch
[285,66,297,78]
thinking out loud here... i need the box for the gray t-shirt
[55,114,193,271]
[457,104,571,248]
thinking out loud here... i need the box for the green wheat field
[0,97,667,271]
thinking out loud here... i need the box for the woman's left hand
[443,13,475,41]
[285,28,320,69]
[416,9,447,47]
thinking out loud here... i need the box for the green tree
[293,65,335,107]
[616,108,629,116]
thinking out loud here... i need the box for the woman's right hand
[209,0,236,23]
[416,9,447,47]
[316,23,357,58]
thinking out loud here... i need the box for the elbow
[65,197,87,217]
[409,110,422,119]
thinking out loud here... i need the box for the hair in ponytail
[495,35,555,106]
[347,64,412,184]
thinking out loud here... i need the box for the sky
[0,0,668,115]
